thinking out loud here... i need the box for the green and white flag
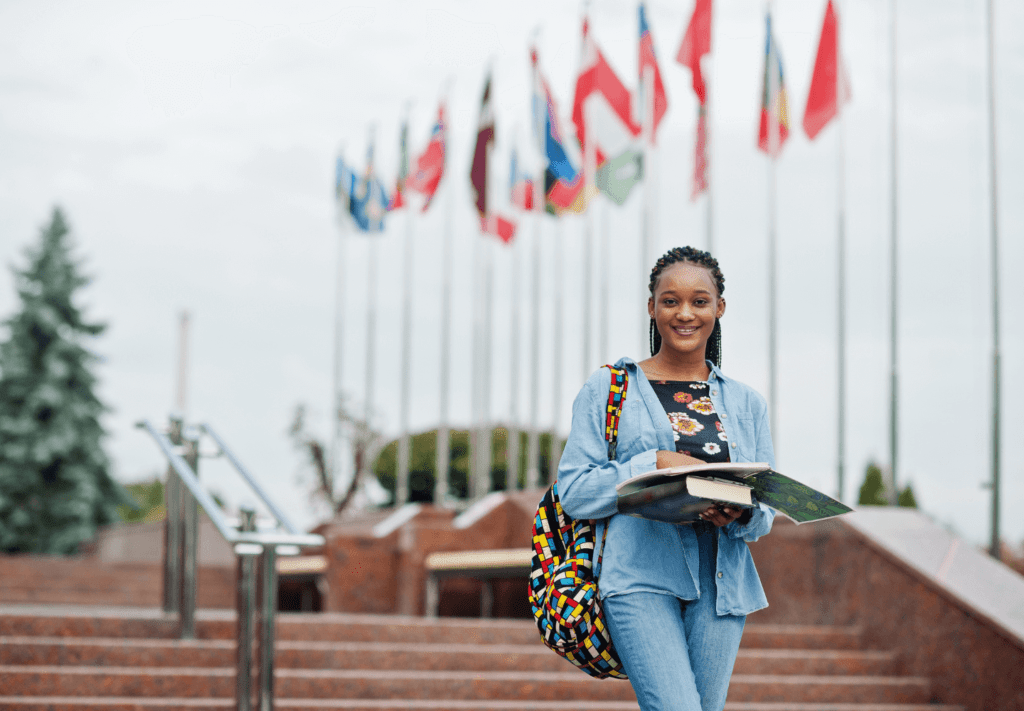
[595,149,643,206]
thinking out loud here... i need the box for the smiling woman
[556,246,777,711]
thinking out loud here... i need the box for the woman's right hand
[656,450,707,469]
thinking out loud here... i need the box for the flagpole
[583,101,596,382]
[985,0,1002,559]
[835,1,847,502]
[641,65,654,357]
[527,191,543,490]
[766,6,779,444]
[396,205,415,506]
[435,177,454,505]
[331,173,350,496]
[598,199,609,365]
[887,0,899,504]
[507,218,522,491]
[469,223,482,500]
[479,237,494,498]
[549,222,564,484]
[363,233,379,485]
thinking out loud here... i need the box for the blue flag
[335,151,389,233]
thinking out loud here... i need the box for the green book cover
[743,469,853,523]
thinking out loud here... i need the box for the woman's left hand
[699,505,743,527]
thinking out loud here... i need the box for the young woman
[557,246,776,711]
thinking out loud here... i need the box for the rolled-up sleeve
[557,371,655,521]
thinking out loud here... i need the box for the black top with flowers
[649,380,730,463]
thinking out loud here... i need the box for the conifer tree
[0,208,126,554]
[857,461,888,506]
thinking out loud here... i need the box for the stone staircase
[0,605,964,710]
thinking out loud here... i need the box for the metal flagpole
[469,223,481,499]
[396,208,415,506]
[527,191,543,490]
[435,177,454,505]
[640,65,654,357]
[766,6,780,443]
[330,205,349,493]
[175,311,190,417]
[836,1,847,502]
[478,238,495,498]
[364,236,379,482]
[598,199,609,366]
[887,0,900,504]
[583,101,596,382]
[548,221,564,484]
[985,0,1002,559]
[507,220,522,491]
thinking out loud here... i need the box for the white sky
[0,0,1021,546]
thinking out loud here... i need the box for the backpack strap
[601,365,629,461]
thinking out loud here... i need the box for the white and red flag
[677,0,712,198]
[572,18,642,170]
[405,104,446,211]
[802,0,851,140]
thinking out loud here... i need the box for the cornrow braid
[648,246,725,367]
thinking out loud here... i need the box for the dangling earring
[649,318,656,356]
[714,318,722,367]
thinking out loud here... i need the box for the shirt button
[711,390,718,396]
[721,413,727,419]
[731,442,737,449]
[717,572,724,579]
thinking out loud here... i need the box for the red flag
[639,3,668,139]
[480,215,516,243]
[691,104,708,199]
[676,0,712,105]
[470,74,494,218]
[803,0,850,140]
[405,105,446,211]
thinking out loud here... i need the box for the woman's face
[647,262,725,358]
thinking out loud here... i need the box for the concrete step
[0,701,968,711]
[0,608,867,650]
[0,666,932,704]
[0,637,896,676]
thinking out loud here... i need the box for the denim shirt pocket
[729,416,755,463]
[613,398,646,458]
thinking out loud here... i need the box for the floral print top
[649,380,731,464]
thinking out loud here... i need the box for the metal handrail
[199,423,301,535]
[137,417,324,711]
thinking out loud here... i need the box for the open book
[615,462,853,525]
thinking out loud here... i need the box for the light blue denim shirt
[557,357,776,616]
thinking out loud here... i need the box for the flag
[595,149,643,206]
[510,147,534,211]
[406,104,446,211]
[338,147,389,233]
[676,0,712,105]
[387,121,409,211]
[471,73,518,241]
[639,3,668,139]
[802,0,850,140]
[531,47,584,214]
[470,74,495,218]
[572,18,641,167]
[757,13,789,157]
[692,104,708,199]
[480,215,516,243]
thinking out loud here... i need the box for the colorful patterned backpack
[528,365,629,680]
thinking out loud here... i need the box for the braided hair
[648,246,725,366]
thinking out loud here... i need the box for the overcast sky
[0,0,1021,546]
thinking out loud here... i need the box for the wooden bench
[423,548,533,618]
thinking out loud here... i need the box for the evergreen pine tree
[897,484,918,508]
[0,208,126,554]
[857,461,888,506]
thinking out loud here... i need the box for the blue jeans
[602,524,746,711]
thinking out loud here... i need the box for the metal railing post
[258,545,278,711]
[163,416,183,614]
[236,508,260,711]
[180,431,200,639]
